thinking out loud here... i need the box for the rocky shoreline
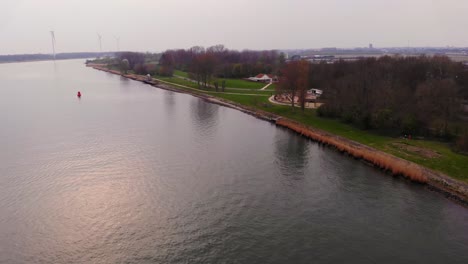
[88,65,468,205]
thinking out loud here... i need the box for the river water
[0,60,467,263]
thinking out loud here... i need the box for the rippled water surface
[0,60,467,264]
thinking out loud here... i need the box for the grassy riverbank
[213,93,468,182]
[93,65,468,184]
[156,74,468,183]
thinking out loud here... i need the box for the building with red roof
[247,73,278,83]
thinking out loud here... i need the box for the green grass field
[222,78,266,89]
[173,70,189,78]
[158,76,199,90]
[173,70,266,89]
[157,76,273,95]
[263,83,277,91]
[224,89,273,95]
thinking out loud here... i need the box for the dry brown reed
[276,118,428,183]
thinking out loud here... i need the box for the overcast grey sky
[1,0,467,54]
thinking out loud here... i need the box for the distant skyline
[1,0,468,55]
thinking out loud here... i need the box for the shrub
[401,114,418,135]
[455,131,468,153]
[133,63,148,75]
[317,104,339,118]
[372,108,394,129]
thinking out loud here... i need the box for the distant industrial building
[307,55,335,64]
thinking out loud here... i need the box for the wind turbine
[97,33,102,53]
[50,31,56,60]
[114,36,120,52]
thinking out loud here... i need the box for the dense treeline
[312,56,468,143]
[159,45,285,83]
[103,46,284,88]
[99,52,160,75]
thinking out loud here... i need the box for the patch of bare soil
[391,142,441,159]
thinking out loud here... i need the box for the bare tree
[278,60,310,110]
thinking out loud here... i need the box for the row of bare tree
[276,61,311,111]
[159,45,285,88]
[306,56,468,141]
[112,47,285,90]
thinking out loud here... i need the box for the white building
[308,89,323,97]
[248,74,278,83]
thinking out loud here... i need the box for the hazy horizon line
[2,45,468,56]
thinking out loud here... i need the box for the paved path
[268,96,323,109]
[260,82,273,90]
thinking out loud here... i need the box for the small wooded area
[310,56,468,150]
[108,50,468,151]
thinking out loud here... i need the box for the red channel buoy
[77,91,81,98]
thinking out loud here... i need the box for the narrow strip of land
[88,65,468,204]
